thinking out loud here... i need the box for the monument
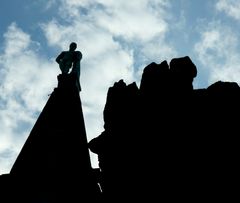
[0,45,100,202]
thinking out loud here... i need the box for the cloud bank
[1,0,176,172]
[194,1,240,85]
[216,0,240,21]
[0,23,58,173]
[1,0,240,173]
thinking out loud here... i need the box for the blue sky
[1,0,240,173]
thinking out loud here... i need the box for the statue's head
[69,42,77,51]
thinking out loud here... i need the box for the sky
[1,0,240,174]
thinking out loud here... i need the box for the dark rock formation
[1,56,239,202]
[89,56,240,201]
[170,55,197,92]
[140,60,170,96]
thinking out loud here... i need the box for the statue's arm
[76,51,82,60]
[56,52,65,64]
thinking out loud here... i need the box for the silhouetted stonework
[89,56,240,201]
[1,56,239,202]
[0,74,100,203]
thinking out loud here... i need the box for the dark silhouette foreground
[0,56,239,202]
[0,74,101,203]
[89,56,240,202]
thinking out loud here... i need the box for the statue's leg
[72,62,80,79]
[59,63,69,74]
[71,62,81,91]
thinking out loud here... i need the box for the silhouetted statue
[56,42,82,91]
[6,50,100,202]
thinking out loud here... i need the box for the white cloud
[92,0,169,42]
[0,148,16,175]
[0,23,58,174]
[0,0,176,172]
[42,20,135,140]
[45,0,57,10]
[41,0,175,138]
[45,0,173,47]
[41,0,176,168]
[194,21,240,84]
[216,0,240,21]
[3,23,31,56]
